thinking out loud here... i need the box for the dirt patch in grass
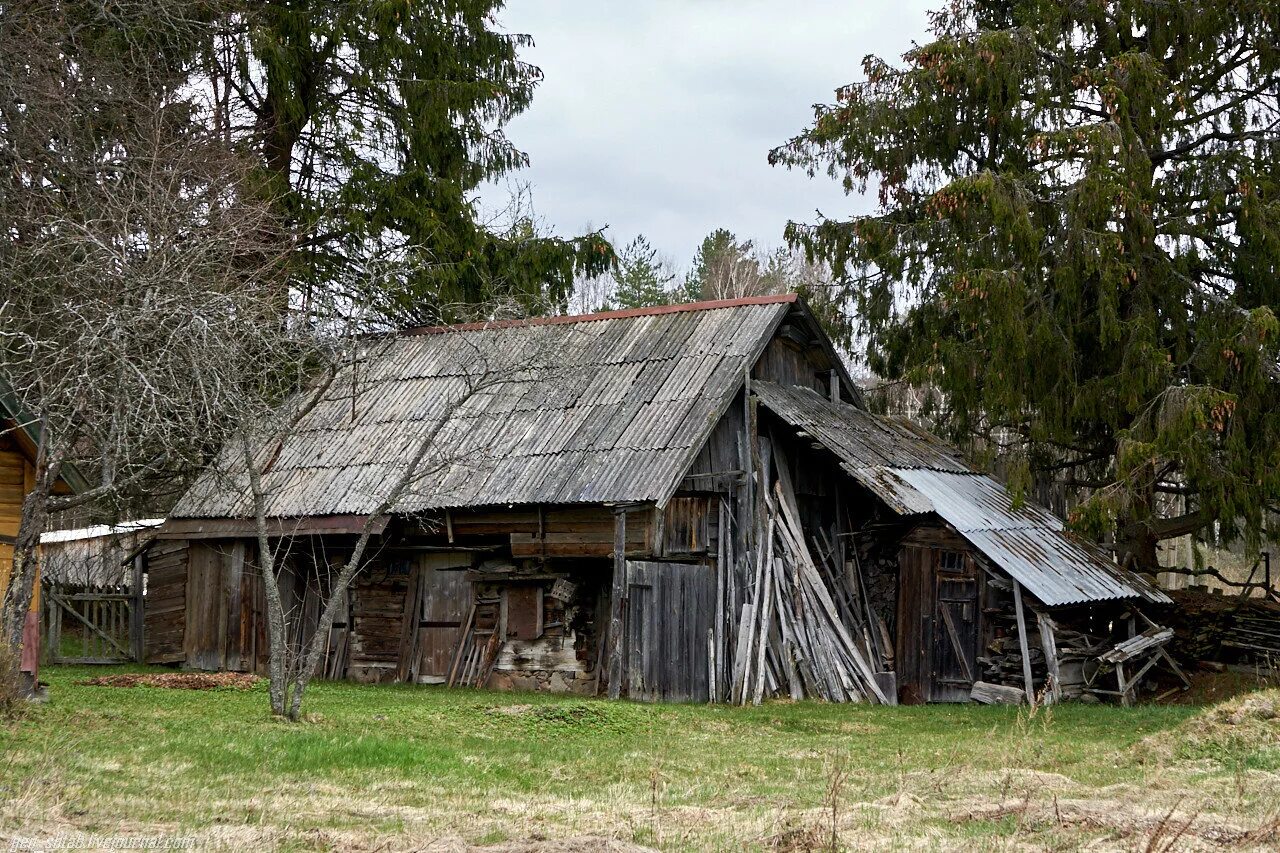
[76,672,263,691]
[1134,689,1280,769]
[1158,667,1280,706]
[481,701,639,736]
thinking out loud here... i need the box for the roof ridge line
[397,294,799,337]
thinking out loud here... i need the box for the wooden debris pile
[975,601,1188,706]
[448,597,501,688]
[977,611,1096,701]
[714,445,888,705]
[1164,588,1280,664]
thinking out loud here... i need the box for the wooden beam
[1036,611,1061,705]
[606,508,628,699]
[1011,579,1035,704]
[131,552,145,662]
[971,681,1025,705]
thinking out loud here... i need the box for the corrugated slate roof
[173,297,794,519]
[754,381,1170,607]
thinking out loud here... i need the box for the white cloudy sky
[481,0,936,269]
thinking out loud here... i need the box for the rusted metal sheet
[172,299,793,520]
[754,381,1171,608]
[892,471,1170,607]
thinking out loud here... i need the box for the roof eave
[0,377,92,494]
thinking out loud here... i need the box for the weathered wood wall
[479,564,606,694]
[143,539,189,663]
[0,432,35,600]
[625,560,715,702]
[446,507,652,559]
[752,336,833,395]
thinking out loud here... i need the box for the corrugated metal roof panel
[753,381,967,472]
[755,381,1170,608]
[892,471,1170,606]
[172,299,792,519]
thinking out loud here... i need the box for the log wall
[0,433,35,603]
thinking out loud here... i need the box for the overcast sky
[481,1,936,269]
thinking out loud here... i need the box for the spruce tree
[612,236,675,309]
[206,2,612,321]
[772,0,1280,570]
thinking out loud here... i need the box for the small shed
[753,381,1169,703]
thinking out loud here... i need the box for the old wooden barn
[146,295,1175,704]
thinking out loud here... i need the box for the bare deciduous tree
[0,1,292,692]
[196,302,570,720]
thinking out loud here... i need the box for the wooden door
[143,540,189,664]
[414,564,471,681]
[184,543,224,671]
[895,545,932,704]
[625,560,714,703]
[896,544,980,703]
[929,551,978,702]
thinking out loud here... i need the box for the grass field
[2,666,1278,851]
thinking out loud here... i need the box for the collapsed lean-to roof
[753,381,1170,607]
[174,296,801,519]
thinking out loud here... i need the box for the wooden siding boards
[752,337,828,393]
[170,299,794,520]
[349,569,411,682]
[626,561,715,703]
[143,540,188,663]
[0,439,28,591]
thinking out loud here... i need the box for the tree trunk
[1,447,56,696]
[1117,528,1161,575]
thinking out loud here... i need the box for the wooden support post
[651,505,664,559]
[742,373,755,556]
[1011,579,1036,704]
[714,499,727,702]
[706,628,716,704]
[131,552,145,662]
[1158,647,1192,689]
[1036,611,1061,705]
[46,594,59,665]
[606,508,628,700]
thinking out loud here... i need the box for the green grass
[1,666,1276,851]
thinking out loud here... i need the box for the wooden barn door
[412,563,471,683]
[143,540,189,664]
[897,544,980,703]
[929,551,979,702]
[625,561,714,703]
